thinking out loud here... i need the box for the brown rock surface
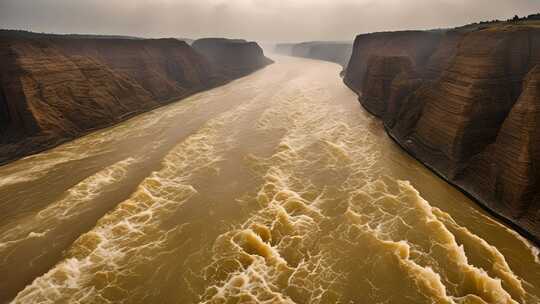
[345,23,540,241]
[0,31,271,164]
[424,30,465,79]
[192,38,273,81]
[56,38,214,101]
[360,55,413,116]
[463,65,540,227]
[491,65,540,215]
[344,31,443,94]
[408,27,533,175]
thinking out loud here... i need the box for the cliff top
[192,38,262,53]
[0,29,144,40]
[352,17,540,40]
[0,30,191,49]
[193,38,251,45]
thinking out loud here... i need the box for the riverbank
[344,20,540,245]
[0,30,272,166]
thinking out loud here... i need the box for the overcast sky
[1,0,538,42]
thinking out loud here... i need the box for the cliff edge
[193,38,273,81]
[0,31,272,164]
[344,22,540,242]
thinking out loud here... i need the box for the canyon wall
[344,23,540,241]
[275,41,352,68]
[193,38,273,81]
[0,31,272,164]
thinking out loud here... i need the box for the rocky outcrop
[345,31,443,93]
[491,66,540,215]
[193,38,273,81]
[360,55,414,116]
[0,31,272,164]
[463,65,540,223]
[275,41,352,68]
[55,38,214,101]
[345,23,540,242]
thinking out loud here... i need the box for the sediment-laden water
[0,56,538,304]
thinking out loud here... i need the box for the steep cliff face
[193,38,273,80]
[464,65,540,221]
[344,31,443,94]
[274,41,352,68]
[0,40,40,141]
[360,56,413,116]
[409,27,533,175]
[345,24,540,241]
[490,65,540,219]
[424,31,464,78]
[56,38,214,101]
[0,32,271,164]
[0,36,160,152]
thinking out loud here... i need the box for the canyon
[0,16,539,304]
[2,55,538,304]
[344,20,540,242]
[0,31,272,165]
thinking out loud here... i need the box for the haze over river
[0,56,539,304]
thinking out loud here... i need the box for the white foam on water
[0,151,91,188]
[498,222,540,265]
[466,207,540,266]
[198,74,535,303]
[200,166,335,303]
[12,93,261,304]
[432,208,528,301]
[0,91,202,190]
[199,83,375,303]
[0,158,136,262]
[348,179,523,303]
[8,60,539,303]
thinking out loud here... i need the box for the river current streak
[0,56,538,304]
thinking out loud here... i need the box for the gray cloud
[0,0,538,42]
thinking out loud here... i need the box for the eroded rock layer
[344,24,540,241]
[360,55,413,116]
[344,31,443,94]
[0,31,272,164]
[55,38,214,101]
[193,38,273,81]
[464,65,540,223]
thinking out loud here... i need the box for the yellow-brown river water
[0,56,539,303]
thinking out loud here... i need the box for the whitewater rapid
[0,56,538,303]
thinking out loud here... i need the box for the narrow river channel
[1,56,538,304]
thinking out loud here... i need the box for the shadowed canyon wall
[344,22,540,241]
[0,31,272,164]
[193,38,273,81]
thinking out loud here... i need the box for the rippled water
[0,56,538,304]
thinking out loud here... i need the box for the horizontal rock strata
[0,31,272,164]
[193,38,273,81]
[344,24,540,242]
